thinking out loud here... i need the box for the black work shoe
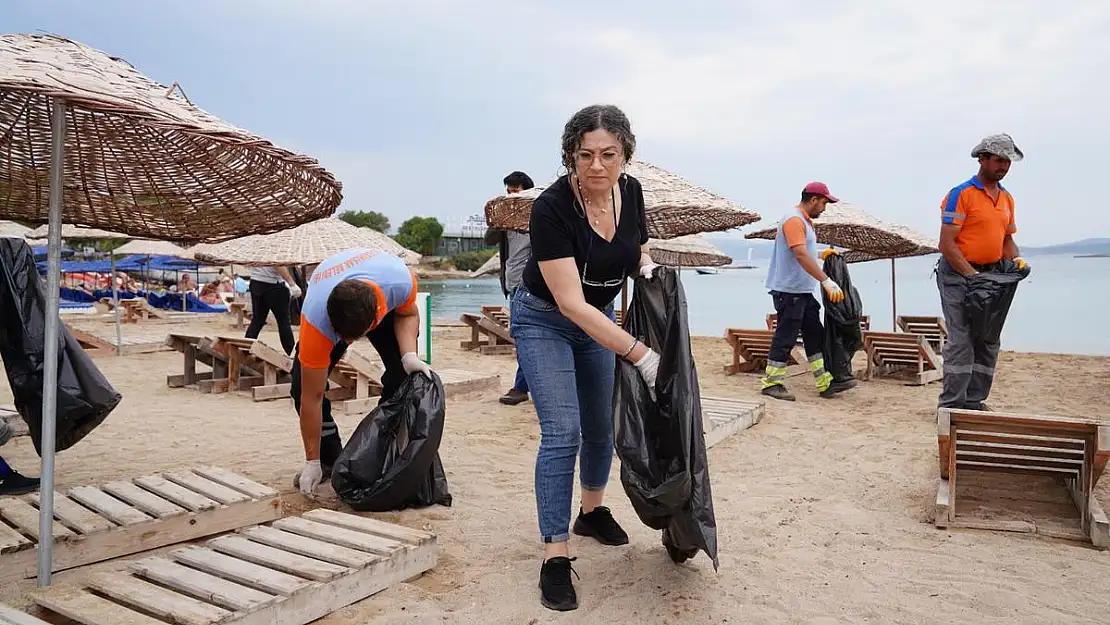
[964,402,991,411]
[0,470,40,496]
[499,389,529,406]
[539,556,579,611]
[820,379,858,398]
[761,384,796,402]
[572,506,629,546]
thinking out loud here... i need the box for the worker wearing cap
[760,182,858,401]
[936,134,1029,410]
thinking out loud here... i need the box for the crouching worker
[290,249,433,496]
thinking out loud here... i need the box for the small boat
[694,267,719,275]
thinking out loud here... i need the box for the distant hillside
[1022,238,1110,257]
[707,234,1110,260]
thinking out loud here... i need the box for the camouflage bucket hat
[971,133,1023,161]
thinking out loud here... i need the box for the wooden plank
[129,556,276,612]
[87,572,232,625]
[0,520,32,554]
[253,383,291,402]
[167,371,214,388]
[67,486,153,527]
[301,509,435,546]
[163,471,251,505]
[248,340,292,372]
[207,535,350,582]
[134,475,221,512]
[0,498,76,542]
[191,467,279,500]
[170,546,315,596]
[26,492,115,535]
[271,517,405,556]
[934,479,950,528]
[1089,495,1110,548]
[237,526,380,568]
[0,603,51,625]
[32,587,168,625]
[101,481,188,519]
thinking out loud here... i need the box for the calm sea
[421,254,1109,357]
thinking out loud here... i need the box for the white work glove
[820,278,845,303]
[639,263,659,280]
[288,283,303,299]
[298,460,322,496]
[633,349,661,401]
[401,352,432,379]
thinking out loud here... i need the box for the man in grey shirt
[485,171,534,405]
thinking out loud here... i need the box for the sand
[2,315,1110,624]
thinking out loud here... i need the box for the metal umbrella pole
[37,97,66,586]
[111,251,122,355]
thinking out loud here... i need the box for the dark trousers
[289,312,408,468]
[768,291,825,363]
[936,258,1003,409]
[245,280,295,354]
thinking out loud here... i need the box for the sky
[5,0,1109,245]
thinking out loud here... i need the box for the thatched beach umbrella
[483,159,760,239]
[189,218,420,267]
[745,202,938,327]
[473,251,500,277]
[648,234,732,268]
[0,33,342,585]
[112,238,190,258]
[0,220,31,238]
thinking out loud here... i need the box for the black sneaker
[0,469,40,496]
[820,379,857,398]
[761,384,796,402]
[499,389,529,406]
[572,506,629,546]
[539,556,579,611]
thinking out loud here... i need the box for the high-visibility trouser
[761,354,833,392]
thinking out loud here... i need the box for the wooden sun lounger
[459,311,514,355]
[0,466,281,585]
[723,328,808,377]
[897,315,948,351]
[936,407,1110,547]
[860,331,943,385]
[30,509,436,625]
[766,312,871,332]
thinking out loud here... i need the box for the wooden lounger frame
[896,315,947,351]
[861,331,943,385]
[723,328,808,377]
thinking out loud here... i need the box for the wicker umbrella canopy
[27,223,129,240]
[473,251,500,277]
[841,246,938,264]
[647,234,732,267]
[190,218,421,267]
[0,220,31,237]
[483,159,759,239]
[744,201,938,258]
[112,238,189,258]
[0,34,342,242]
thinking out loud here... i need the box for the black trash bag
[820,252,865,382]
[0,238,121,455]
[331,371,452,511]
[613,267,718,569]
[964,260,1030,344]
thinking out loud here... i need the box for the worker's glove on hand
[819,248,841,260]
[298,460,322,496]
[401,352,432,379]
[288,283,303,299]
[821,278,845,303]
[639,263,659,280]
[633,348,661,401]
[1014,257,1029,271]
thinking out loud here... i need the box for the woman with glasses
[511,104,662,612]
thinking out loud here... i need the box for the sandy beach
[2,314,1110,624]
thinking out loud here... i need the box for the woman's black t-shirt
[522,174,649,309]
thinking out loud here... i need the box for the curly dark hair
[560,104,636,172]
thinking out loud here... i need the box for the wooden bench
[861,331,942,385]
[0,466,281,585]
[228,300,251,330]
[30,509,436,625]
[936,407,1110,547]
[722,328,808,377]
[165,334,258,391]
[897,315,947,351]
[459,311,515,355]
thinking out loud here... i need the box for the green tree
[394,217,445,255]
[338,210,390,233]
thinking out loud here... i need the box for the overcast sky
[6,0,1108,245]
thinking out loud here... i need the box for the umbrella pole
[37,97,66,587]
[891,258,897,330]
[111,253,121,355]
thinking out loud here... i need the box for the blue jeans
[507,288,529,394]
[511,287,615,543]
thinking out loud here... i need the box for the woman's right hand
[633,349,661,400]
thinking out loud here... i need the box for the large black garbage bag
[613,267,718,569]
[0,239,121,455]
[820,252,865,382]
[331,371,452,511]
[965,260,1030,344]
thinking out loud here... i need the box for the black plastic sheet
[331,371,452,512]
[964,260,1030,344]
[613,267,718,569]
[0,238,121,455]
[820,253,865,382]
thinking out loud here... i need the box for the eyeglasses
[580,228,625,288]
[574,149,622,167]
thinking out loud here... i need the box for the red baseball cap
[803,181,839,203]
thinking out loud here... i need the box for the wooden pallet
[32,509,437,625]
[69,323,170,355]
[0,467,281,584]
[0,602,51,625]
[702,396,765,449]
